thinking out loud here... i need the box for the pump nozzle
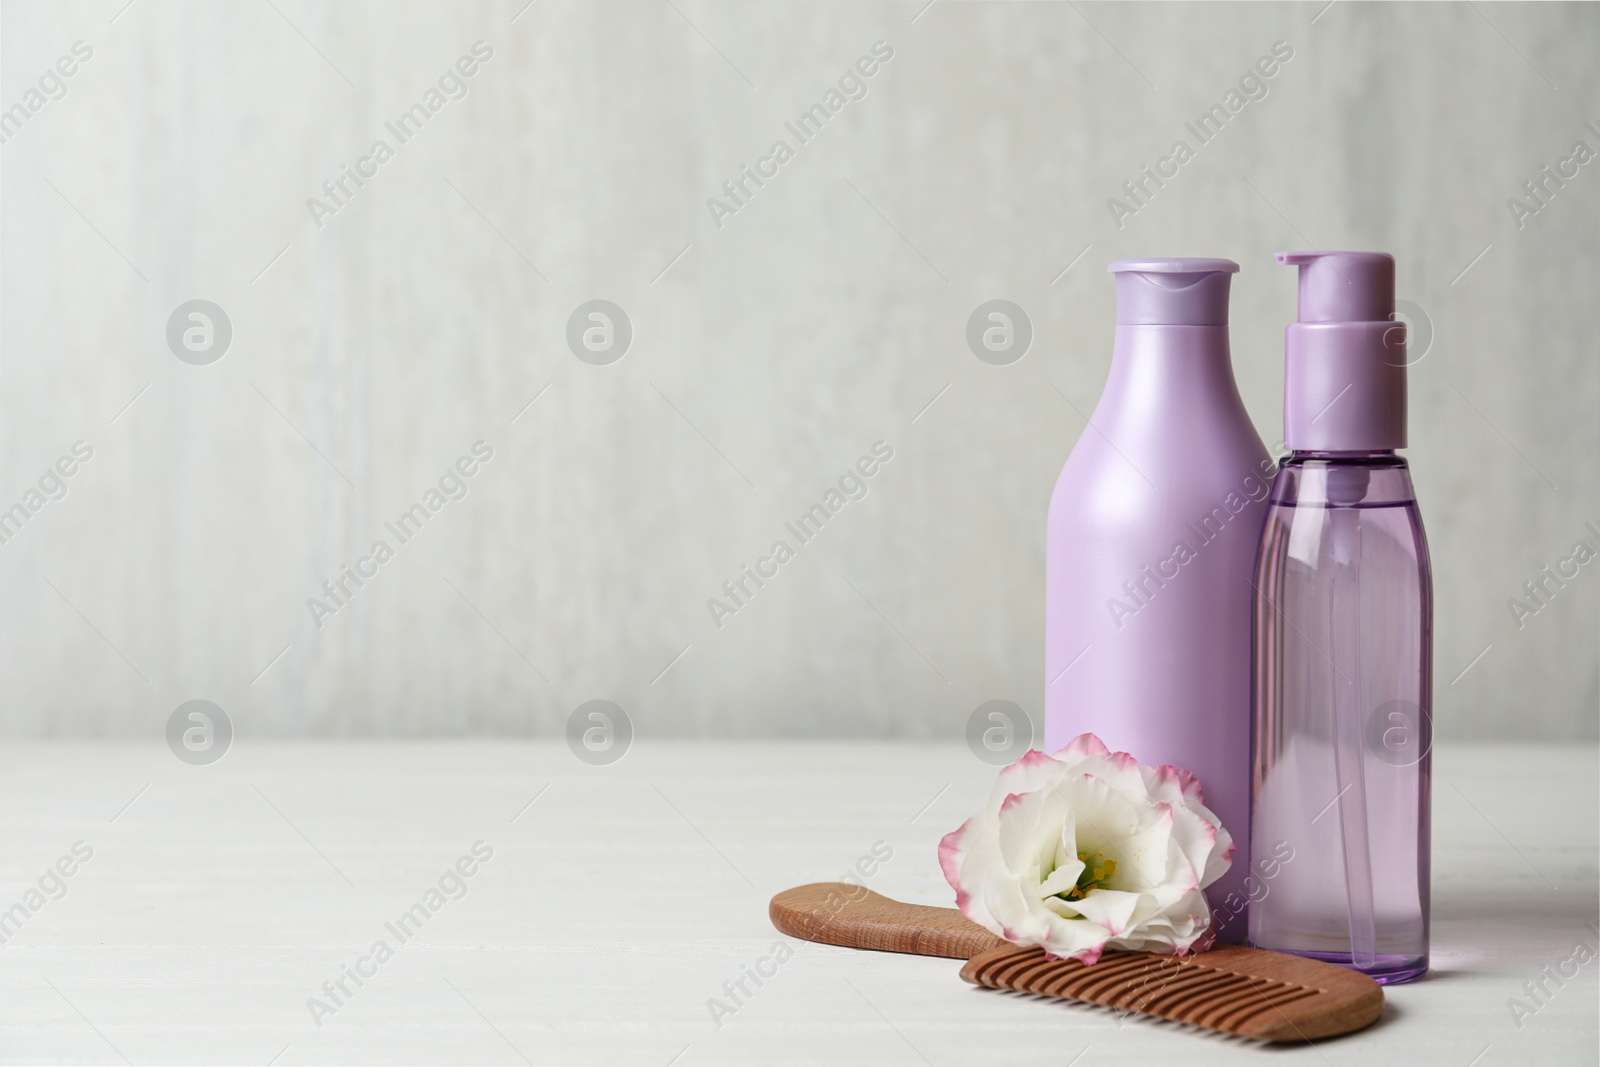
[1277,251,1394,323]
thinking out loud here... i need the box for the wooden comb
[770,882,1383,1043]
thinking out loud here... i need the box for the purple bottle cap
[1108,258,1238,326]
[1278,251,1407,451]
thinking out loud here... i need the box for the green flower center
[1059,850,1117,902]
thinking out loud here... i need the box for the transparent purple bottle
[1249,252,1431,984]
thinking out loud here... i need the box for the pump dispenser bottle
[1046,259,1272,943]
[1249,251,1432,983]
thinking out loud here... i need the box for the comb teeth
[959,946,1383,1043]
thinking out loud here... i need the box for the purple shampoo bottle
[1249,251,1431,984]
[1046,259,1272,943]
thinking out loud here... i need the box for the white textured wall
[2,1,1595,739]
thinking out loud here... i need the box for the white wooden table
[1,741,1594,1065]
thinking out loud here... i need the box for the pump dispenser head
[1279,251,1394,323]
[1109,258,1238,325]
[1279,251,1407,451]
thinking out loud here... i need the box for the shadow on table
[1427,872,1598,978]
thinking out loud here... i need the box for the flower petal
[1052,887,1143,935]
[996,790,1061,876]
[1052,732,1111,763]
[985,749,1067,812]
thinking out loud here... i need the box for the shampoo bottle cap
[1109,258,1238,326]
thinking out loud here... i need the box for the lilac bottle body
[1046,259,1270,943]
[1249,252,1431,984]
[1250,454,1431,982]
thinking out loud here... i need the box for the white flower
[939,733,1233,964]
